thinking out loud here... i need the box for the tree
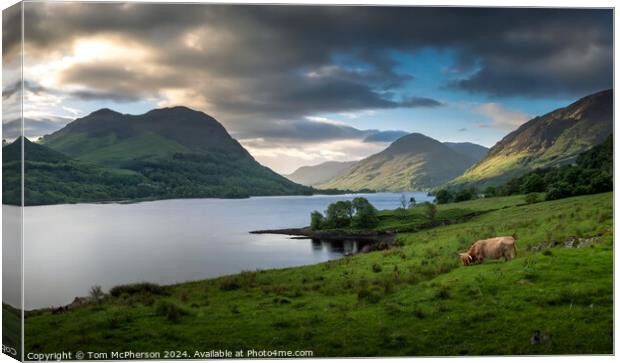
[325,200,354,228]
[397,194,408,219]
[454,188,475,202]
[352,204,379,228]
[310,211,324,230]
[421,202,437,221]
[483,186,497,198]
[546,182,572,201]
[352,197,372,213]
[89,285,104,304]
[434,189,454,204]
[521,173,545,194]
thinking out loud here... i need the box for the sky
[2,3,613,174]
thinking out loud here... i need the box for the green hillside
[24,192,612,356]
[319,133,480,191]
[2,137,148,206]
[41,107,249,167]
[450,89,612,188]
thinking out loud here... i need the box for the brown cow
[459,236,517,266]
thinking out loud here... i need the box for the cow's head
[459,252,473,266]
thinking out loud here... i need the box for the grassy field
[24,193,613,357]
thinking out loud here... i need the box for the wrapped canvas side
[2,2,24,361]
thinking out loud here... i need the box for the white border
[0,1,616,363]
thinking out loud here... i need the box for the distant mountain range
[451,89,613,188]
[286,161,357,187]
[317,133,487,191]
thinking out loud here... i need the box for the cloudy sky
[2,3,613,173]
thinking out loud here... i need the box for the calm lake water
[7,192,433,309]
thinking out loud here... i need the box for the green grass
[3,304,21,359]
[24,193,612,356]
[75,132,189,167]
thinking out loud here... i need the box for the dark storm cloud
[232,117,408,145]
[400,96,444,108]
[2,80,47,100]
[68,90,140,103]
[6,3,613,141]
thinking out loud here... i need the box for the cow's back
[476,237,515,259]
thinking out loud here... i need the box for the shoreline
[5,189,387,207]
[250,227,395,242]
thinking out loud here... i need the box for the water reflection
[311,239,369,255]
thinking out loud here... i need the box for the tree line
[433,135,612,204]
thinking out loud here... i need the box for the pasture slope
[24,193,612,356]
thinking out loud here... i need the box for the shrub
[219,271,257,291]
[524,193,540,204]
[434,189,454,204]
[546,182,572,201]
[372,263,382,273]
[434,286,451,300]
[109,282,167,298]
[483,186,497,197]
[155,300,187,322]
[357,285,383,303]
[454,188,476,202]
[420,202,437,221]
[89,285,104,303]
[219,278,241,291]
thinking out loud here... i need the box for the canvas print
[2,2,613,360]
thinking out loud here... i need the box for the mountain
[41,107,249,167]
[451,89,613,188]
[3,136,68,163]
[443,142,488,162]
[9,107,314,205]
[317,133,480,191]
[286,160,357,186]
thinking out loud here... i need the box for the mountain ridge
[318,133,481,191]
[450,89,613,188]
